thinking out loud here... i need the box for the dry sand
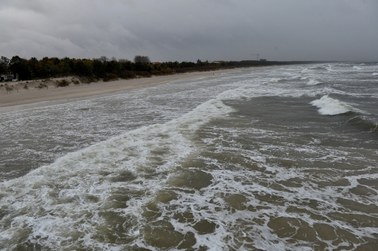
[0,70,232,112]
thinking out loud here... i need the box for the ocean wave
[310,95,365,116]
[306,79,322,86]
[309,65,328,71]
[301,65,333,75]
[353,66,363,71]
[348,116,378,133]
[0,96,234,249]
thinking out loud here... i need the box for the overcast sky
[0,0,377,61]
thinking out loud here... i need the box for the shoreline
[0,69,237,112]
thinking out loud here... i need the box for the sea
[0,63,377,250]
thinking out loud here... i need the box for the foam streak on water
[0,96,234,249]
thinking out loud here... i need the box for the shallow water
[1,63,377,250]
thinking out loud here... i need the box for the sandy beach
[0,70,230,112]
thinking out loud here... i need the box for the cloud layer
[0,0,377,61]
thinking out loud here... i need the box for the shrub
[36,83,48,89]
[103,73,118,82]
[136,71,152,78]
[56,79,70,87]
[119,71,136,79]
[71,78,80,85]
[79,76,96,84]
[5,84,14,92]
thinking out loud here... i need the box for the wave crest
[306,79,322,86]
[310,95,364,116]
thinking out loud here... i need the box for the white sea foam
[310,95,364,115]
[0,94,235,249]
[301,67,310,74]
[353,66,362,70]
[306,79,322,86]
[372,72,378,76]
[326,64,336,72]
[268,77,282,83]
[300,65,326,74]
[217,79,315,101]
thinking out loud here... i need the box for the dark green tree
[134,55,150,64]
[0,56,10,74]
[9,56,32,80]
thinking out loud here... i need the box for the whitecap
[269,78,282,83]
[306,79,322,86]
[301,68,310,74]
[353,66,362,71]
[310,95,365,116]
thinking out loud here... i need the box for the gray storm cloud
[0,0,377,61]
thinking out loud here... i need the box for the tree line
[0,55,308,81]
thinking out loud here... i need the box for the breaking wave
[0,96,235,250]
[352,66,363,71]
[306,79,322,86]
[310,95,365,116]
[347,116,378,133]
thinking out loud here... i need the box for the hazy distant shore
[0,69,235,111]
